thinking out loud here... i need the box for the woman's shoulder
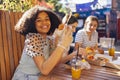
[26,33,42,38]
[77,29,85,34]
[25,33,45,46]
[24,33,45,57]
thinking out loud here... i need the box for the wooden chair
[0,10,24,80]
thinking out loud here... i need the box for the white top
[75,29,98,48]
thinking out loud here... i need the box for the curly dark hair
[15,5,62,36]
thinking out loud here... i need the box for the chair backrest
[0,10,24,80]
[99,37,115,48]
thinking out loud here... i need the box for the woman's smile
[35,11,51,34]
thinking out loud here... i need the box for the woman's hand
[78,47,87,58]
[58,25,73,49]
[52,24,65,45]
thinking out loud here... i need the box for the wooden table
[39,64,120,80]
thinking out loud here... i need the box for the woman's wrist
[57,44,66,50]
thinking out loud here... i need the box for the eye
[94,26,97,28]
[45,18,50,21]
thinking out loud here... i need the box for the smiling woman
[75,15,99,49]
[15,6,61,35]
[35,11,51,34]
[12,5,73,80]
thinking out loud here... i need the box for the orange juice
[71,67,81,79]
[108,48,115,56]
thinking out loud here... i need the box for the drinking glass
[70,57,81,79]
[71,66,81,79]
[108,45,115,57]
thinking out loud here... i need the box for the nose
[91,25,94,28]
[41,20,47,24]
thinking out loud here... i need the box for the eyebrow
[36,16,49,19]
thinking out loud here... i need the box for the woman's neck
[86,31,92,41]
[40,33,47,39]
[86,31,92,35]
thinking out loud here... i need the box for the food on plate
[85,47,95,60]
[97,48,104,54]
[86,47,95,54]
[97,57,109,63]
[87,55,94,60]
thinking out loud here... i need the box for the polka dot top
[25,33,55,57]
[17,33,55,74]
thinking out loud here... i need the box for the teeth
[42,26,47,28]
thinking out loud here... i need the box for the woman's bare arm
[60,51,76,63]
[33,27,73,75]
[33,46,65,75]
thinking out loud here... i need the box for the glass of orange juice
[70,56,81,79]
[71,66,81,79]
[108,46,115,57]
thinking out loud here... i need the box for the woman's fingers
[59,24,73,48]
[63,25,72,36]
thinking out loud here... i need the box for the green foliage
[1,0,33,12]
[0,4,2,9]
[46,0,65,12]
[1,0,66,13]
